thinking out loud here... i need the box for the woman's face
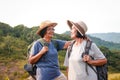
[71,25,77,39]
[45,26,55,38]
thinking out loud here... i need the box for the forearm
[87,58,107,66]
[29,51,45,64]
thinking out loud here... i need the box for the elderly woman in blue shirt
[29,20,70,80]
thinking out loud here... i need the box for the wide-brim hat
[36,20,57,35]
[67,20,88,36]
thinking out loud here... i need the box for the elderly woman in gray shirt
[64,20,107,80]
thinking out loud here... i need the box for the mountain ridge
[89,32,120,43]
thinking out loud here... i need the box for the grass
[0,51,120,80]
[108,73,120,80]
[1,59,120,80]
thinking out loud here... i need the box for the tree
[0,22,13,36]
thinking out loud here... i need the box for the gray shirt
[64,40,106,80]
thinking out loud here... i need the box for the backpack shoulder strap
[27,40,39,59]
[38,38,49,46]
[85,40,92,55]
[68,40,75,58]
[82,40,92,75]
[27,39,43,58]
[82,40,92,57]
[39,38,58,47]
[28,39,45,52]
[27,41,35,53]
[83,40,99,76]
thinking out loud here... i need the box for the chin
[71,36,76,39]
[50,35,54,38]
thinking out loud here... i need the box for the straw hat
[36,20,57,35]
[67,20,88,36]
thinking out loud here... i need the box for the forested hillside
[0,22,120,80]
[89,36,120,50]
[89,33,120,43]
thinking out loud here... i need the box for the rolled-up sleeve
[56,39,66,51]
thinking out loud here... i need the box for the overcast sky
[0,0,120,34]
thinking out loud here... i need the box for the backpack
[67,40,108,80]
[24,39,58,80]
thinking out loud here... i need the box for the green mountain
[89,33,120,43]
[89,35,120,50]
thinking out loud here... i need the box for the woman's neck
[74,38,84,46]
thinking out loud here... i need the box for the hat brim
[36,22,57,35]
[67,20,73,29]
[67,20,84,36]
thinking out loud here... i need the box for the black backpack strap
[82,40,92,56]
[83,40,99,76]
[82,40,92,75]
[67,40,75,58]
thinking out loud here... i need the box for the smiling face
[44,26,55,38]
